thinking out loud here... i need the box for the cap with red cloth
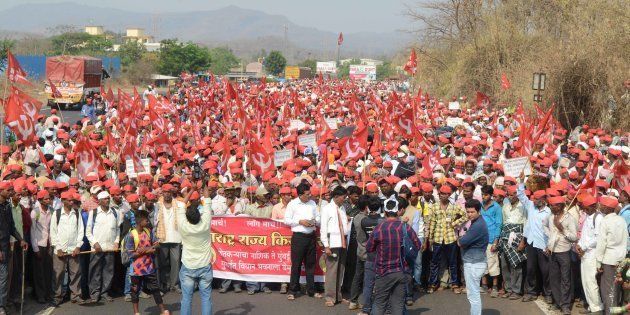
[438,185,452,194]
[126,194,140,203]
[37,190,50,199]
[532,190,547,200]
[547,196,565,205]
[599,196,619,209]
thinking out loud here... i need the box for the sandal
[452,286,462,294]
[325,300,335,307]
[314,292,324,299]
[287,294,295,300]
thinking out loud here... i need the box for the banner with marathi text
[211,216,325,282]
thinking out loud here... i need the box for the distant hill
[0,2,411,62]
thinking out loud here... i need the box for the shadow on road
[215,302,255,315]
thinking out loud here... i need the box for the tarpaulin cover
[46,56,102,84]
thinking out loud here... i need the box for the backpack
[120,228,149,265]
[401,222,419,268]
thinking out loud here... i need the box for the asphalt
[22,287,551,315]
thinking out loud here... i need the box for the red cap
[439,185,452,194]
[532,190,546,200]
[421,183,434,193]
[599,196,619,209]
[580,195,597,207]
[279,187,292,194]
[547,196,565,205]
[126,194,140,203]
[37,190,50,199]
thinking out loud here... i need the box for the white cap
[43,129,54,138]
[90,186,102,195]
[97,191,110,200]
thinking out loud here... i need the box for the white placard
[448,101,461,110]
[298,134,317,148]
[125,159,137,178]
[502,157,532,178]
[325,118,338,130]
[126,158,151,177]
[289,119,306,130]
[274,149,293,167]
[446,117,464,128]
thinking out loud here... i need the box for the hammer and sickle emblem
[8,115,34,140]
[398,118,412,135]
[252,152,271,171]
[77,151,96,174]
[345,140,363,158]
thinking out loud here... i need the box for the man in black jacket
[0,182,28,315]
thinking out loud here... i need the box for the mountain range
[0,3,412,62]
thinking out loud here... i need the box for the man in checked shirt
[366,197,421,315]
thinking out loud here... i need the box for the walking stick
[20,248,25,315]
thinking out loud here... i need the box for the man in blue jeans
[358,196,384,315]
[177,190,213,315]
[458,199,489,315]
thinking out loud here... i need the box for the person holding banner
[284,183,321,301]
[177,188,213,315]
[320,186,350,307]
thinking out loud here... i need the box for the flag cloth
[48,79,63,98]
[6,51,32,85]
[501,73,511,90]
[403,48,417,76]
[337,32,344,45]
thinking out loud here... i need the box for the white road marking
[534,298,560,315]
[35,306,56,315]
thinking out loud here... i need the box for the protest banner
[274,149,293,167]
[446,117,464,128]
[502,156,532,178]
[289,119,306,130]
[298,133,317,148]
[448,101,461,110]
[211,216,325,282]
[125,158,151,177]
[325,117,338,129]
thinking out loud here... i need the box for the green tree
[263,50,287,76]
[119,41,147,67]
[298,59,317,74]
[376,61,394,80]
[208,47,239,75]
[0,39,16,71]
[337,58,362,78]
[49,32,112,55]
[157,39,211,76]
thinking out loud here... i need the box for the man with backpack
[85,191,120,303]
[50,191,85,306]
[366,196,421,315]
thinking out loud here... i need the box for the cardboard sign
[125,158,151,178]
[298,134,317,148]
[289,119,306,130]
[274,149,293,167]
[502,157,532,178]
[325,118,338,130]
[448,101,461,110]
[446,117,464,128]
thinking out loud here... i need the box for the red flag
[8,86,42,121]
[578,155,600,190]
[73,136,105,179]
[37,146,52,174]
[3,90,37,145]
[48,79,63,98]
[121,137,144,173]
[475,91,490,108]
[611,159,629,190]
[151,133,176,159]
[403,48,417,76]
[396,108,415,137]
[219,133,232,173]
[261,119,274,153]
[317,115,334,145]
[319,144,329,178]
[337,32,344,45]
[6,51,32,85]
[249,139,274,175]
[500,73,511,90]
[339,123,368,161]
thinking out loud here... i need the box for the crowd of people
[0,62,629,315]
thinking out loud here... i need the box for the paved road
[30,288,549,315]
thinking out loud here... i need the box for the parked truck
[284,66,312,80]
[44,55,102,109]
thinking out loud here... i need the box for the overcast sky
[0,0,412,33]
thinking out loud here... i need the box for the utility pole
[283,24,288,59]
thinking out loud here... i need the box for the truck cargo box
[46,55,102,88]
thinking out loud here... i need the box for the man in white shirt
[155,184,184,294]
[284,183,321,300]
[320,186,350,306]
[595,196,628,315]
[85,191,120,303]
[31,190,55,304]
[50,192,84,305]
[575,195,603,314]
